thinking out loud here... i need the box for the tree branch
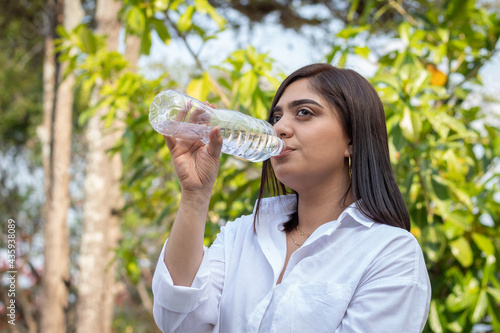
[136,278,153,314]
[162,11,232,108]
[387,0,418,26]
[455,48,499,89]
[164,13,205,72]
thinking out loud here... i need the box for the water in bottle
[149,90,286,162]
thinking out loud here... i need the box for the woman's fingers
[175,100,192,122]
[207,127,223,159]
[204,101,216,109]
[163,135,176,150]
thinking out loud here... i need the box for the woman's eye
[270,115,281,124]
[297,108,312,116]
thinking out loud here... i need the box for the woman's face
[270,78,351,192]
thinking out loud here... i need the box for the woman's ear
[345,144,353,157]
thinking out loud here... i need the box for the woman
[152,64,431,332]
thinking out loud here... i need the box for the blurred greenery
[1,0,499,332]
[0,0,44,149]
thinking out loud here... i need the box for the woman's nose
[273,116,292,138]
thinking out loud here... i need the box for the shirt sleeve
[152,227,226,333]
[337,232,431,333]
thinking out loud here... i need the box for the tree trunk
[39,0,83,332]
[75,0,130,332]
[76,84,123,333]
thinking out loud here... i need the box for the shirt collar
[338,202,375,228]
[253,194,297,216]
[254,194,374,229]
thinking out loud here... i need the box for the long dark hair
[254,63,411,231]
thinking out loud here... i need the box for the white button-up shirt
[153,195,431,333]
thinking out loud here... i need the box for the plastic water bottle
[149,90,286,162]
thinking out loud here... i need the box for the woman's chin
[274,174,302,193]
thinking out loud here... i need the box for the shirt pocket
[287,281,352,332]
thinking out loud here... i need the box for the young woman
[152,64,431,332]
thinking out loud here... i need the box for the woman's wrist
[180,189,212,207]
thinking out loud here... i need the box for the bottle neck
[272,137,286,156]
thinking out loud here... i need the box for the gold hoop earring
[348,155,352,178]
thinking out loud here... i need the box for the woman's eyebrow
[288,99,323,109]
[271,105,282,113]
[272,98,324,115]
[272,99,323,113]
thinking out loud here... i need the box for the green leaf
[400,106,422,143]
[357,0,374,23]
[347,0,360,21]
[409,30,427,49]
[239,71,258,105]
[472,233,495,256]
[443,149,467,180]
[252,90,269,120]
[408,69,429,97]
[447,320,465,333]
[450,236,473,268]
[169,0,185,11]
[471,289,488,323]
[154,0,170,11]
[56,25,70,38]
[429,300,446,333]
[422,223,447,262]
[353,46,370,59]
[447,211,472,231]
[447,182,473,210]
[338,51,348,68]
[104,106,117,128]
[445,0,471,25]
[399,22,412,45]
[391,50,408,70]
[186,72,211,102]
[194,0,226,28]
[437,27,450,43]
[126,261,141,284]
[78,96,114,126]
[486,287,500,303]
[140,28,152,55]
[446,286,477,312]
[177,6,195,33]
[152,18,171,44]
[326,45,342,64]
[126,6,146,35]
[372,71,402,92]
[76,25,97,54]
[434,43,447,63]
[430,174,450,201]
[336,25,368,39]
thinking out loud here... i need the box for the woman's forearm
[163,192,211,286]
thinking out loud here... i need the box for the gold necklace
[290,230,303,247]
[296,225,312,236]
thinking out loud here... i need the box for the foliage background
[1,0,500,332]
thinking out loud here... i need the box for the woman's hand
[164,126,223,197]
[162,103,223,286]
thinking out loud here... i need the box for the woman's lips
[273,147,296,159]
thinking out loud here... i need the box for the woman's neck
[295,177,353,234]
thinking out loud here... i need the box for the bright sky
[141,20,500,97]
[140,18,500,133]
